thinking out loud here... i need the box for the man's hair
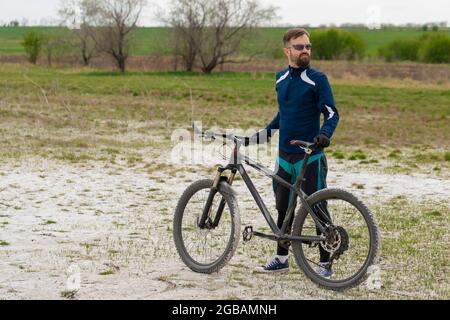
[283,28,310,47]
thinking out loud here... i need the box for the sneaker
[257,256,289,273]
[317,262,333,279]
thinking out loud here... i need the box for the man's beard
[295,53,310,68]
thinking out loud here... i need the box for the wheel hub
[197,216,214,230]
[320,226,349,255]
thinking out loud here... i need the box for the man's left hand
[314,134,330,148]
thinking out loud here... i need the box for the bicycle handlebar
[192,123,247,145]
[193,123,323,150]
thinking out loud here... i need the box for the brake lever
[296,143,317,154]
[300,146,313,154]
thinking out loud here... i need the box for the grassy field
[1,26,449,58]
[1,63,448,162]
[0,63,448,299]
[0,27,66,55]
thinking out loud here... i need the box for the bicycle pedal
[243,226,253,242]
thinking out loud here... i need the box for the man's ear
[283,47,290,58]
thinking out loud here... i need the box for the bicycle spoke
[180,185,234,265]
[295,196,374,283]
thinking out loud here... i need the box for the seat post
[295,150,312,188]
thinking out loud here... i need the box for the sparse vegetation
[445,152,450,162]
[99,270,115,276]
[22,31,44,64]
[60,290,78,299]
[0,64,448,167]
[0,24,448,299]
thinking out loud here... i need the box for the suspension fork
[212,168,237,227]
[198,166,236,229]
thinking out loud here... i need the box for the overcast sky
[0,0,448,27]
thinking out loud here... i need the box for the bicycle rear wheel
[292,188,380,290]
[173,179,240,273]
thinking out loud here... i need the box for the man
[248,28,339,277]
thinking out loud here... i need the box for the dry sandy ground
[0,148,448,300]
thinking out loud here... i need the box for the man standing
[250,28,339,277]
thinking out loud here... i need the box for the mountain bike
[173,123,380,290]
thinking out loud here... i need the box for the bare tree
[59,0,100,66]
[88,0,147,72]
[167,0,206,71]
[59,0,146,72]
[166,0,277,73]
[42,31,74,66]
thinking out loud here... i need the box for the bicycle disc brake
[321,226,349,261]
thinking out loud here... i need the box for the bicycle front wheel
[292,188,380,290]
[173,179,241,273]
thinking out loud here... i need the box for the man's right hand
[313,134,331,148]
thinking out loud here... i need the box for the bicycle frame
[199,141,332,245]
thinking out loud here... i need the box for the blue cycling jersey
[265,65,339,154]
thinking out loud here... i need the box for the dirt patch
[0,151,448,299]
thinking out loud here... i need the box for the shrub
[311,29,366,60]
[332,150,345,159]
[378,38,420,62]
[444,152,450,162]
[22,31,44,64]
[266,41,285,59]
[378,33,450,63]
[418,33,450,63]
[340,32,366,60]
[41,32,75,66]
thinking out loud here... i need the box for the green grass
[99,270,115,276]
[0,27,71,55]
[1,26,449,58]
[0,62,447,299]
[348,150,367,161]
[244,27,450,58]
[373,199,449,298]
[349,28,432,57]
[229,198,449,299]
[445,152,450,161]
[0,64,448,176]
[332,150,345,159]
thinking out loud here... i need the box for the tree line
[20,0,450,72]
[22,0,277,73]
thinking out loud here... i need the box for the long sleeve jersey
[265,65,339,154]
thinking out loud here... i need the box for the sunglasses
[289,43,312,51]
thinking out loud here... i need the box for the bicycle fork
[197,167,237,229]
